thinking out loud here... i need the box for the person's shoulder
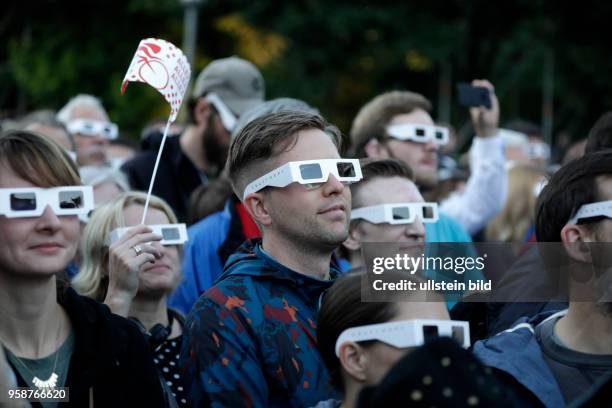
[428,212,472,242]
[438,212,465,229]
[188,205,232,239]
[122,149,159,168]
[474,312,553,356]
[61,288,148,343]
[188,273,263,318]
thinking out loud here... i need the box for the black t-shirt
[535,315,612,405]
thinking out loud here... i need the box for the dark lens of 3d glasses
[434,130,445,140]
[392,206,411,220]
[102,124,114,136]
[336,162,356,178]
[10,193,37,211]
[299,163,323,180]
[422,206,434,219]
[82,122,96,133]
[452,325,465,344]
[415,128,426,137]
[423,325,439,342]
[59,191,83,209]
[161,227,180,240]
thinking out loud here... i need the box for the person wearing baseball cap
[192,56,265,123]
[122,56,265,222]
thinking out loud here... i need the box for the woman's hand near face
[104,225,162,317]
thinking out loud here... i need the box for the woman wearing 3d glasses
[72,191,189,407]
[314,271,467,408]
[0,130,165,406]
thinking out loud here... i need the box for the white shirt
[440,134,507,235]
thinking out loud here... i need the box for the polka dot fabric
[356,337,514,408]
[154,335,188,407]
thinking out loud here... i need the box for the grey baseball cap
[192,56,265,116]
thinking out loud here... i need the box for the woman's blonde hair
[72,192,179,301]
[486,165,548,243]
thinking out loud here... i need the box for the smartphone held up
[457,83,492,109]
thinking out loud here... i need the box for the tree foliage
[2,0,612,144]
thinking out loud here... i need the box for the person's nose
[404,217,426,242]
[93,135,109,145]
[36,205,62,233]
[424,140,439,153]
[321,174,345,196]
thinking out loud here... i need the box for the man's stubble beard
[279,213,349,254]
[384,142,438,190]
[202,113,229,169]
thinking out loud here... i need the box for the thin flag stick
[140,119,172,224]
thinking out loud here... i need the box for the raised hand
[469,79,500,138]
[104,225,162,317]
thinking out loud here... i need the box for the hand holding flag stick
[121,38,191,224]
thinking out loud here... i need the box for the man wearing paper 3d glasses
[350,80,506,238]
[57,94,118,166]
[181,111,360,408]
[474,150,612,408]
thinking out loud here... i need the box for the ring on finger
[132,245,143,256]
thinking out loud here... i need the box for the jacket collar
[219,239,339,303]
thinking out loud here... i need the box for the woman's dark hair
[317,272,398,392]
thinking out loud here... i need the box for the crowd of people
[1,54,612,408]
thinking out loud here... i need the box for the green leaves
[2,0,611,143]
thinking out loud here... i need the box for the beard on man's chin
[202,115,229,169]
[416,171,439,192]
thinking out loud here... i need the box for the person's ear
[343,223,362,252]
[338,342,368,383]
[193,97,212,126]
[243,192,272,227]
[561,223,593,263]
[364,139,389,159]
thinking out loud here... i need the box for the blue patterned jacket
[181,239,339,407]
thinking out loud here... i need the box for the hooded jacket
[473,310,568,408]
[181,239,339,408]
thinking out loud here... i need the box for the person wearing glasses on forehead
[350,80,506,238]
[72,192,190,407]
[181,111,360,408]
[57,94,118,167]
[0,131,165,406]
[121,56,265,222]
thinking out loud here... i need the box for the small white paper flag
[121,38,191,122]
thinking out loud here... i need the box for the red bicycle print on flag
[134,42,169,90]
